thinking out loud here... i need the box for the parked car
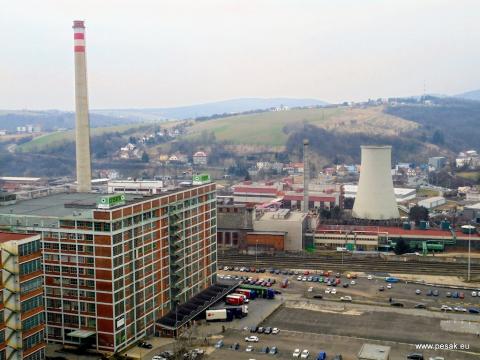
[415,289,421,295]
[257,327,264,334]
[446,292,452,298]
[215,340,224,348]
[293,349,301,358]
[245,336,259,342]
[468,308,479,314]
[245,345,254,352]
[415,303,426,309]
[452,292,459,298]
[300,349,310,359]
[250,326,258,333]
[367,275,373,280]
[264,327,272,334]
[433,290,439,296]
[331,288,337,294]
[269,346,278,354]
[454,306,467,312]
[230,342,240,350]
[379,286,385,291]
[426,289,433,296]
[316,351,327,360]
[308,287,313,292]
[390,302,404,307]
[342,283,349,288]
[138,341,153,349]
[313,294,323,299]
[350,280,356,285]
[441,305,453,312]
[471,291,477,297]
[340,296,352,302]
[387,284,392,289]
[325,288,331,294]
[459,292,465,299]
[272,327,280,334]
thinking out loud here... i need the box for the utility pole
[468,223,472,281]
[255,239,258,268]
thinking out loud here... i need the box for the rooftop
[257,209,307,222]
[0,232,36,242]
[0,184,209,219]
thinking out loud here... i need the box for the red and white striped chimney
[73,20,92,192]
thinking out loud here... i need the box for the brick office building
[0,232,45,360]
[0,182,217,353]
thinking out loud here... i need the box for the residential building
[0,232,45,360]
[0,182,217,353]
[192,152,207,166]
[428,156,446,170]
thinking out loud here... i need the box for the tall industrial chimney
[352,145,399,220]
[303,139,309,213]
[73,20,92,192]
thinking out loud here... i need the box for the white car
[302,277,307,281]
[245,345,254,352]
[367,275,373,280]
[340,296,352,302]
[454,306,467,312]
[297,276,303,281]
[441,305,453,312]
[223,266,229,271]
[387,283,392,289]
[300,349,310,359]
[350,280,356,285]
[272,327,280,334]
[245,336,259,342]
[308,286,313,292]
[293,349,301,358]
[415,289,421,295]
[331,288,337,294]
[472,291,477,297]
[325,288,331,294]
[429,357,445,360]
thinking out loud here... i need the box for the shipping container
[236,288,257,300]
[226,294,244,305]
[231,293,249,303]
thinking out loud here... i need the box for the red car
[303,270,310,275]
[459,292,465,299]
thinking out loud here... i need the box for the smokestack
[303,139,309,213]
[73,20,92,192]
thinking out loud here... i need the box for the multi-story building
[0,232,45,360]
[0,182,217,353]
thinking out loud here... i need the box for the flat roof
[466,202,480,210]
[0,184,210,219]
[0,176,42,182]
[358,343,391,360]
[0,232,37,242]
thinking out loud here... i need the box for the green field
[17,123,149,152]
[185,106,418,146]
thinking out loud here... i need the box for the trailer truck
[206,309,234,322]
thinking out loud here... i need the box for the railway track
[218,254,480,276]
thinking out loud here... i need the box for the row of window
[22,312,44,331]
[46,287,95,298]
[19,240,41,257]
[23,330,44,350]
[21,277,43,294]
[45,265,95,277]
[22,295,43,313]
[20,259,41,275]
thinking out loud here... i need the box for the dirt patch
[285,300,363,315]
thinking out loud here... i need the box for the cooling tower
[73,20,92,192]
[352,146,399,220]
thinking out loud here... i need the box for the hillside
[455,89,480,101]
[185,106,419,146]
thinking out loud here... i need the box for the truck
[206,309,234,322]
[224,305,249,318]
[226,294,244,306]
[266,288,275,299]
[231,293,249,303]
[236,288,257,300]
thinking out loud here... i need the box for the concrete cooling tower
[352,145,399,220]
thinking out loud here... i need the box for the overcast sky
[1,0,479,110]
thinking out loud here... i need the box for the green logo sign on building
[97,194,126,209]
[192,173,211,185]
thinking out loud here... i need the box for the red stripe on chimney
[74,33,84,40]
[74,46,85,52]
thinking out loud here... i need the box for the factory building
[0,182,217,353]
[0,232,45,360]
[217,196,253,250]
[417,196,446,210]
[107,180,165,195]
[343,185,416,203]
